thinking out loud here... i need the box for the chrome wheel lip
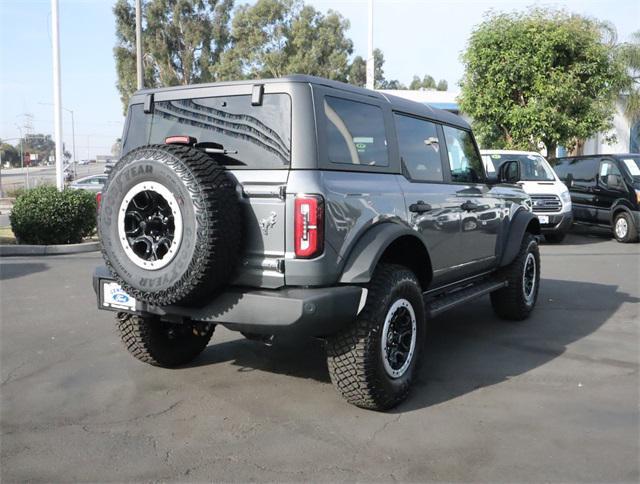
[117,181,183,270]
[522,252,537,304]
[615,217,628,239]
[381,298,417,379]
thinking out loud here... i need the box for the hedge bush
[10,186,97,245]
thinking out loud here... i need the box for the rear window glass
[324,96,388,167]
[122,94,291,169]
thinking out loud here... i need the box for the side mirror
[486,173,499,185]
[499,160,521,184]
[607,174,624,190]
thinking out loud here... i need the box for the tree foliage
[114,0,234,111]
[460,8,627,159]
[619,30,640,121]
[217,0,353,81]
[0,143,20,167]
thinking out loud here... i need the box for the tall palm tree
[620,31,640,121]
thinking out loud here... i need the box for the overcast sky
[1,0,638,159]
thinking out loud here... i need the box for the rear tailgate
[229,170,288,288]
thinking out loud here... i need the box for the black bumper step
[426,279,507,318]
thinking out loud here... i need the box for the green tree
[619,31,640,121]
[22,134,55,166]
[0,143,20,167]
[348,48,392,89]
[113,0,234,112]
[408,74,446,90]
[218,0,353,81]
[460,8,627,159]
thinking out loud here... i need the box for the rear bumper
[536,211,573,233]
[93,267,363,336]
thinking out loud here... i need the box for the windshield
[483,153,555,181]
[122,93,291,169]
[620,156,640,180]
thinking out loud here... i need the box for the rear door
[392,113,464,279]
[123,85,295,288]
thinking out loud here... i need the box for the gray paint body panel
[112,76,534,334]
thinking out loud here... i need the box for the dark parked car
[554,154,640,243]
[95,75,540,410]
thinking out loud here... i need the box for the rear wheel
[326,264,425,411]
[116,312,214,367]
[612,212,638,243]
[491,233,540,321]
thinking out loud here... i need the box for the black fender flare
[609,202,636,224]
[499,210,540,267]
[338,223,430,284]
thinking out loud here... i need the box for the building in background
[381,89,639,155]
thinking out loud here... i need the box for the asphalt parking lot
[1,228,639,482]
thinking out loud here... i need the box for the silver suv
[95,75,540,411]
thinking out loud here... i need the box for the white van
[481,150,573,242]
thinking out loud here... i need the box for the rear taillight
[294,194,324,258]
[96,192,102,210]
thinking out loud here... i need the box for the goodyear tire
[326,264,426,411]
[99,145,241,306]
[490,233,540,321]
[116,312,214,367]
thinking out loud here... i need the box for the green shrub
[10,186,97,245]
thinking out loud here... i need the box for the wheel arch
[338,223,432,290]
[499,209,540,267]
[610,202,635,224]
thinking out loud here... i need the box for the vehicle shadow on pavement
[0,261,48,281]
[395,277,639,413]
[557,226,613,245]
[191,334,331,383]
[187,277,637,410]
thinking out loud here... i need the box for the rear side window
[122,94,291,169]
[394,114,443,182]
[324,96,388,167]
[558,158,599,184]
[442,126,484,183]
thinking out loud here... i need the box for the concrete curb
[0,241,100,257]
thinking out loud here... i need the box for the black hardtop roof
[556,153,640,162]
[137,74,470,130]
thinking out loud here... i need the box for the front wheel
[326,264,426,411]
[491,233,540,321]
[612,212,638,243]
[116,313,214,368]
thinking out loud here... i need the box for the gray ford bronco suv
[95,75,540,411]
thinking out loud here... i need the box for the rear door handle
[461,200,479,211]
[409,201,432,214]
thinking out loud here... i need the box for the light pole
[136,0,143,89]
[39,102,77,178]
[14,125,27,189]
[51,0,64,191]
[366,0,374,90]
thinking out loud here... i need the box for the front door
[594,158,625,224]
[441,125,504,276]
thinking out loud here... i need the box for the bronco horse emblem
[259,211,278,235]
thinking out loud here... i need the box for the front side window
[394,114,443,182]
[324,96,388,167]
[442,126,484,183]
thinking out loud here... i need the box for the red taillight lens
[294,194,324,258]
[96,192,102,210]
[165,135,197,145]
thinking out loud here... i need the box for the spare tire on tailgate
[99,144,242,306]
